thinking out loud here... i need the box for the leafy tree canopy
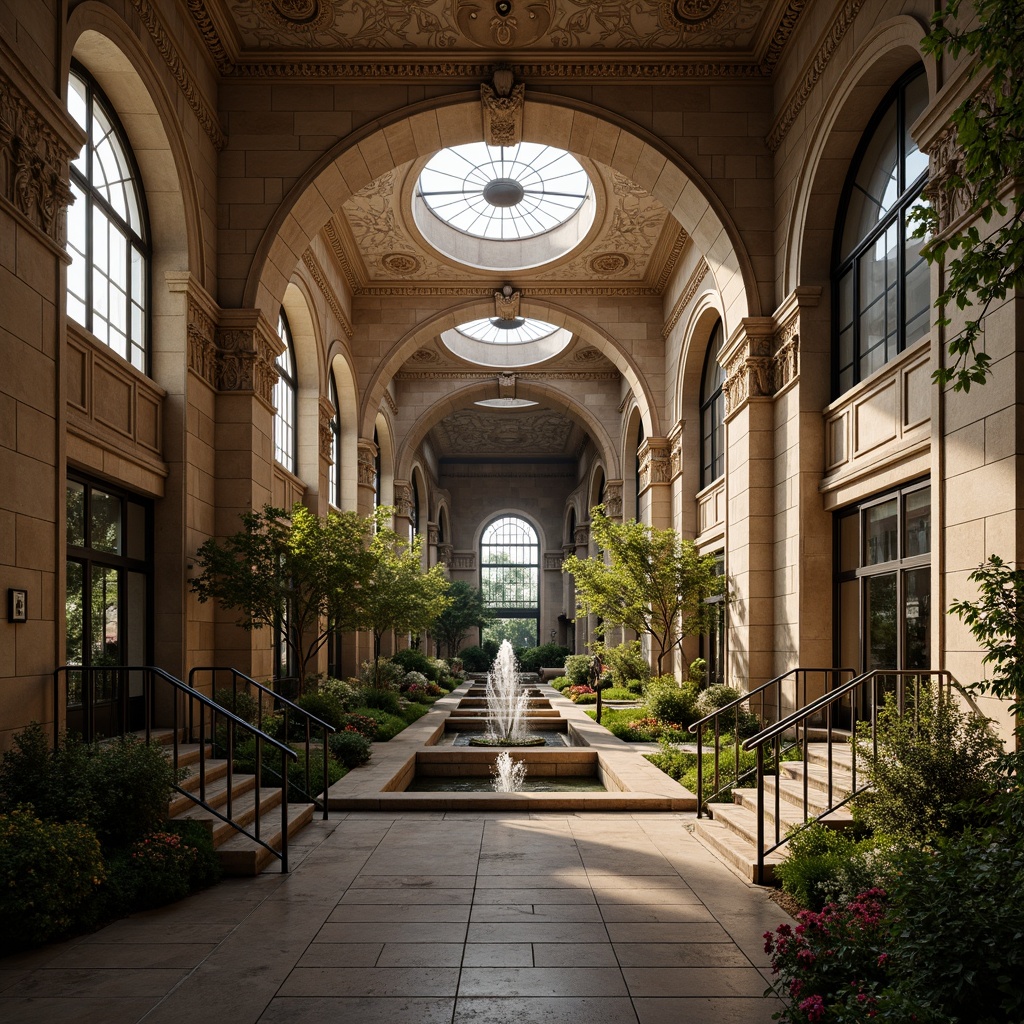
[563,506,723,676]
[431,581,492,658]
[915,0,1024,392]
[190,503,372,687]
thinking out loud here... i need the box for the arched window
[66,66,150,374]
[373,427,381,509]
[635,420,644,516]
[329,373,340,508]
[480,516,540,649]
[274,311,297,473]
[700,320,725,487]
[411,477,420,539]
[833,67,929,397]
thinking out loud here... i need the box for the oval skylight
[441,317,572,368]
[418,142,590,241]
[413,142,596,271]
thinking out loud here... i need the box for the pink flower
[798,994,826,1022]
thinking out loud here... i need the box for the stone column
[356,437,378,517]
[573,523,590,653]
[638,437,672,529]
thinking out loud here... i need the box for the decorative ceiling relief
[223,0,772,52]
[457,1,554,47]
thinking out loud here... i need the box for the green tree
[355,510,451,680]
[563,506,723,676]
[189,503,372,689]
[432,581,492,658]
[914,0,1024,392]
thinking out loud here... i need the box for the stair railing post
[774,735,782,849]
[756,742,765,885]
[254,733,262,841]
[322,723,329,819]
[695,724,704,818]
[280,747,289,873]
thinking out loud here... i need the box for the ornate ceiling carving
[431,407,579,457]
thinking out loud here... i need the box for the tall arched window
[373,427,381,509]
[833,67,929,397]
[274,311,297,473]
[66,66,150,374]
[700,320,725,487]
[329,373,340,508]
[480,516,540,649]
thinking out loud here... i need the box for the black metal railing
[189,667,335,818]
[742,669,979,883]
[54,665,298,872]
[689,668,856,816]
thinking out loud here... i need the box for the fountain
[492,750,527,792]
[469,640,545,746]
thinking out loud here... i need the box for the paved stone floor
[0,812,790,1023]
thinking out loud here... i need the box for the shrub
[601,640,650,687]
[288,750,344,802]
[329,730,372,768]
[317,676,361,710]
[687,657,707,685]
[0,723,95,823]
[213,687,262,724]
[390,648,439,681]
[566,684,596,703]
[351,706,409,741]
[517,643,571,672]
[854,688,1001,846]
[599,685,640,701]
[482,639,499,659]
[563,654,592,688]
[336,712,380,739]
[624,677,646,696]
[404,681,443,703]
[773,823,879,912]
[0,807,105,949]
[693,684,761,737]
[459,645,491,672]
[646,740,762,803]
[360,685,401,715]
[645,675,698,727]
[764,889,891,1023]
[401,670,429,690]
[359,659,405,690]
[400,702,430,725]
[85,735,179,851]
[295,689,347,731]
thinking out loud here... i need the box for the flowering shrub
[764,889,891,1022]
[566,684,596,702]
[336,712,383,739]
[328,729,372,768]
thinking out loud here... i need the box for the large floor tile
[278,966,460,997]
[633,996,782,1023]
[258,996,456,1024]
[453,995,640,1024]
[458,966,629,998]
[623,967,770,998]
[463,943,534,967]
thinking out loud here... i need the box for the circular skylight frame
[417,142,591,242]
[441,317,573,368]
[457,317,560,347]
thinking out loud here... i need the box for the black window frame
[699,319,725,488]
[274,310,298,473]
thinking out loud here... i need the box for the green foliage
[213,687,262,725]
[294,689,348,731]
[335,712,380,739]
[596,639,651,687]
[0,723,95,823]
[359,685,401,715]
[599,686,641,701]
[328,730,373,768]
[190,504,373,687]
[563,507,724,674]
[687,657,707,685]
[774,823,883,912]
[355,510,451,672]
[563,654,592,688]
[459,645,491,672]
[517,643,571,672]
[693,684,761,737]
[287,750,343,802]
[401,702,430,725]
[854,688,1000,846]
[351,706,410,741]
[431,581,492,658]
[948,554,1024,741]
[645,739,760,804]
[0,807,105,949]
[390,647,439,681]
[359,658,405,690]
[316,676,361,711]
[912,0,1024,393]
[645,675,699,727]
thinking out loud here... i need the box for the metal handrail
[54,665,298,872]
[189,667,335,818]
[741,669,971,883]
[688,668,855,817]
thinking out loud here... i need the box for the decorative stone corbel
[356,439,378,489]
[318,394,335,461]
[481,66,525,147]
[494,283,521,321]
[638,437,672,490]
[603,481,623,519]
[393,481,413,519]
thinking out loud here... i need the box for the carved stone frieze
[458,3,554,47]
[186,294,218,387]
[721,318,800,416]
[435,407,574,455]
[393,481,413,518]
[382,389,398,416]
[318,394,334,460]
[482,68,525,147]
[356,439,378,488]
[638,438,672,490]
[427,522,440,546]
[301,248,354,338]
[669,423,685,480]
[395,369,620,381]
[772,312,800,393]
[452,551,477,571]
[603,480,623,519]
[0,64,77,247]
[543,551,564,570]
[215,319,281,408]
[663,258,709,338]
[574,525,589,549]
[438,542,454,568]
[766,0,865,153]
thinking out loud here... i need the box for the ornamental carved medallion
[256,0,336,32]
[456,1,554,47]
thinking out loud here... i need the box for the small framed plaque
[8,588,27,623]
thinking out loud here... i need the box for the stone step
[214,801,317,876]
[732,781,855,828]
[168,760,240,818]
[690,815,785,884]
[779,760,857,801]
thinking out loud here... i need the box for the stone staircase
[692,741,858,883]
[157,732,316,875]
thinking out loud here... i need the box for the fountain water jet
[492,750,527,792]
[469,639,545,746]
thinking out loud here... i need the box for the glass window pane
[903,566,930,669]
[66,560,85,667]
[864,498,898,565]
[127,501,146,560]
[90,565,121,666]
[904,487,930,557]
[91,490,122,554]
[902,71,929,187]
[866,572,897,669]
[839,579,861,670]
[67,481,86,547]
